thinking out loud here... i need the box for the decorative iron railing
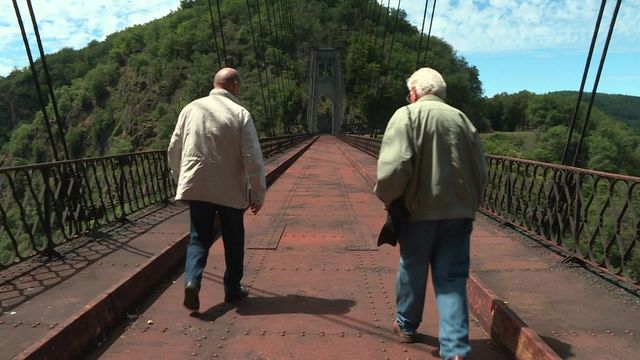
[0,151,174,268]
[260,134,310,158]
[338,134,640,286]
[0,134,310,268]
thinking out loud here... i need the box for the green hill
[549,91,640,132]
[0,0,484,166]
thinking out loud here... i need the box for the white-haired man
[375,67,487,360]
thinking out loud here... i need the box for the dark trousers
[184,201,245,293]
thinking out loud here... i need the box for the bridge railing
[0,134,310,269]
[338,134,640,286]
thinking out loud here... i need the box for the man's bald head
[213,67,241,96]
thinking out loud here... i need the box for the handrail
[337,133,640,286]
[0,134,310,268]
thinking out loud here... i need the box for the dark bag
[377,198,409,247]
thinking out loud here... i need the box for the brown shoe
[392,320,420,343]
[183,282,200,311]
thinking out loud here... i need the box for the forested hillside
[1,0,637,177]
[0,0,482,166]
[480,90,640,176]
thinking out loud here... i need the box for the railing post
[41,167,55,252]
[571,171,581,253]
[117,156,127,222]
[162,153,171,205]
[506,161,513,220]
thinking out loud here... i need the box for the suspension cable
[561,0,607,165]
[379,0,391,59]
[571,0,621,167]
[422,0,437,64]
[276,0,292,94]
[347,0,370,126]
[25,0,69,160]
[383,0,401,88]
[278,0,295,88]
[266,0,286,115]
[254,0,275,132]
[245,0,272,135]
[375,0,392,92]
[215,0,228,66]
[11,0,60,161]
[207,0,223,69]
[416,0,429,68]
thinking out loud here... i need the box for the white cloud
[401,0,640,54]
[0,0,180,76]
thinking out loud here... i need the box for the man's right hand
[250,202,263,215]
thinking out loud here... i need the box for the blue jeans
[395,218,473,360]
[184,201,245,294]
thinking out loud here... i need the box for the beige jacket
[168,89,266,209]
[375,95,487,221]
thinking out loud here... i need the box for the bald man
[168,67,266,311]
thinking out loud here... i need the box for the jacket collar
[209,88,241,104]
[416,94,444,103]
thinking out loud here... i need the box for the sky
[0,0,638,97]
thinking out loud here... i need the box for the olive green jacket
[375,95,487,221]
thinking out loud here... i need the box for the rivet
[221,336,226,340]
[281,331,286,336]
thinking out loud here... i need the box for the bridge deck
[86,136,504,360]
[2,136,638,359]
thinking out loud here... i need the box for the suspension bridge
[1,0,638,359]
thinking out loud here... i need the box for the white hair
[406,67,447,99]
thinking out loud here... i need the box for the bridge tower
[306,48,345,134]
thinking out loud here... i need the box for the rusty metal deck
[87,136,505,360]
[10,135,637,359]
